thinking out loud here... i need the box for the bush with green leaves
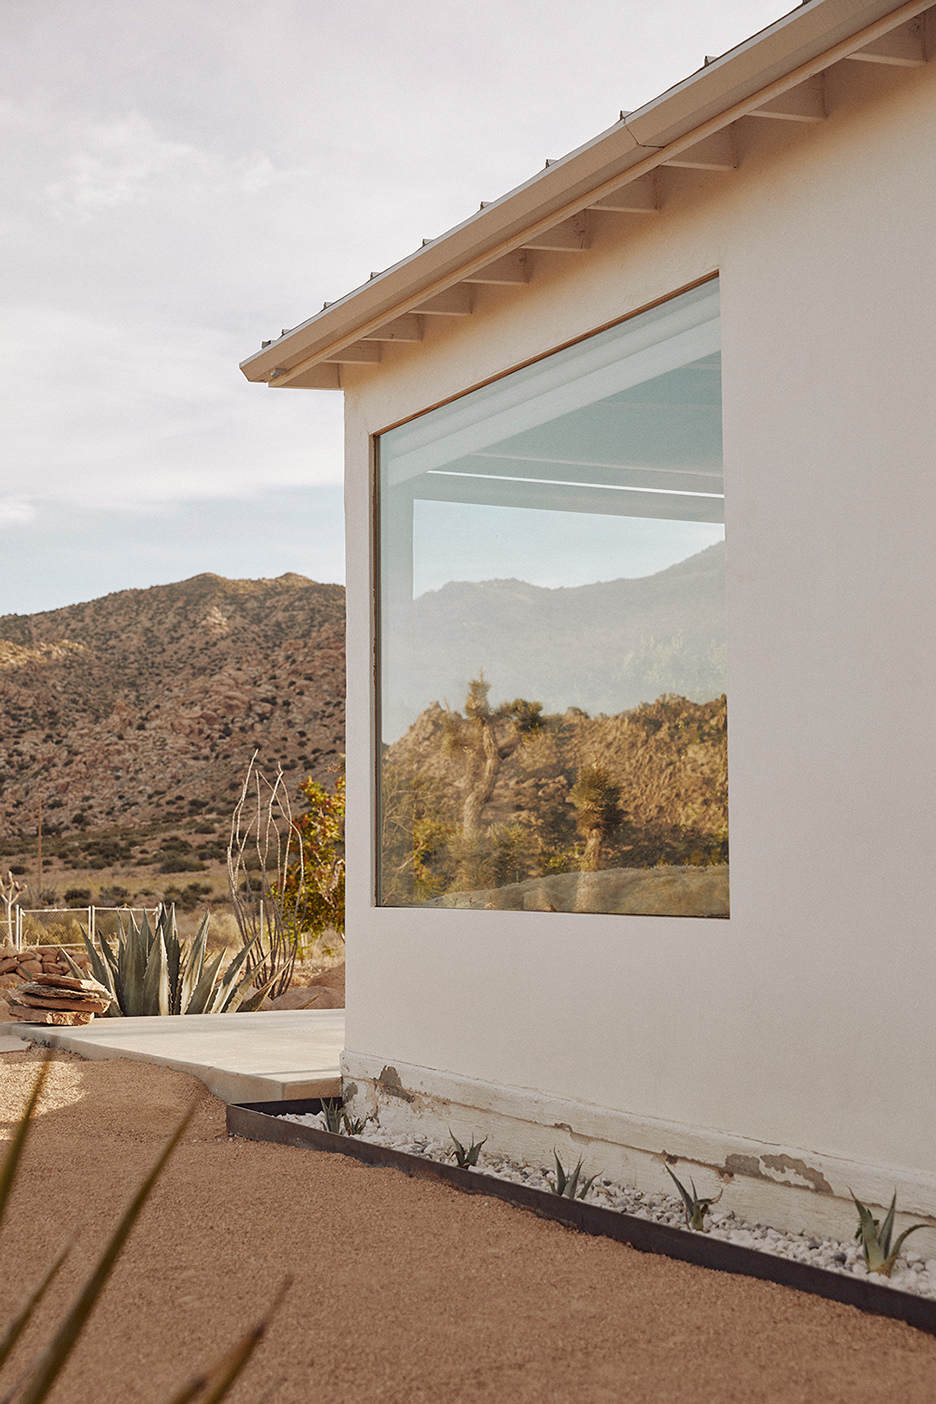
[270,770,345,944]
[1,1058,287,1403]
[72,906,272,1017]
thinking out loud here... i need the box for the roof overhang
[240,0,933,391]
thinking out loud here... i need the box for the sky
[1,0,791,617]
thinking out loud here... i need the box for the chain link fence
[1,907,160,952]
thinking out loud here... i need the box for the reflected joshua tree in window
[377,281,728,918]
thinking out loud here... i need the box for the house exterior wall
[340,53,936,1241]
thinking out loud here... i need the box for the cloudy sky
[1,0,790,616]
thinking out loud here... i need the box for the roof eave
[240,0,930,385]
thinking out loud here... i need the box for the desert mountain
[384,541,726,739]
[0,573,345,836]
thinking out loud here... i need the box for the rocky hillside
[0,573,345,836]
[381,689,728,907]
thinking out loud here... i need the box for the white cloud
[0,303,344,510]
[0,498,36,528]
[0,0,789,605]
[44,111,292,223]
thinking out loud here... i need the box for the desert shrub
[161,882,213,913]
[96,885,131,906]
[159,854,206,874]
[272,771,345,944]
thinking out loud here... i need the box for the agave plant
[851,1190,928,1276]
[68,906,274,1017]
[319,1099,373,1137]
[546,1151,598,1201]
[449,1130,488,1168]
[664,1164,722,1232]
[1,1057,288,1402]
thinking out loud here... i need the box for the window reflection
[378,281,728,917]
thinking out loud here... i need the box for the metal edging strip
[227,1099,936,1338]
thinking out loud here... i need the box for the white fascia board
[240,0,930,385]
[239,122,642,383]
[626,0,929,145]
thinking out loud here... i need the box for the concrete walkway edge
[0,1009,344,1104]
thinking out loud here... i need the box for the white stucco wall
[339,53,936,1235]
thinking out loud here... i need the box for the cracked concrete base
[341,1049,936,1257]
[0,1009,344,1104]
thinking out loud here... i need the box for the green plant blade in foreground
[13,1105,197,1404]
[0,1057,52,1236]
[164,1278,291,1404]
[0,1247,69,1375]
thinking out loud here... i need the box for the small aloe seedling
[320,1099,372,1136]
[341,1110,372,1137]
[851,1190,928,1276]
[449,1130,488,1168]
[665,1164,722,1232]
[546,1151,597,1201]
[321,1099,346,1135]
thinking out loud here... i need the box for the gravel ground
[282,1111,936,1300]
[4,1045,936,1404]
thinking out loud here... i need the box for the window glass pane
[378,280,728,917]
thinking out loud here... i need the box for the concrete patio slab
[0,1009,344,1103]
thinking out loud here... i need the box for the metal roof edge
[240,0,928,384]
[625,0,920,144]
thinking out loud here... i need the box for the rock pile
[4,971,113,1025]
[0,944,94,983]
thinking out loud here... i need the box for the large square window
[377,279,727,917]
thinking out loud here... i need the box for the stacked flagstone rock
[1,946,106,1025]
[5,971,112,1025]
[0,944,94,980]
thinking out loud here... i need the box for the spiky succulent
[449,1130,488,1168]
[664,1164,722,1232]
[546,1151,598,1201]
[851,1191,928,1276]
[69,906,272,1017]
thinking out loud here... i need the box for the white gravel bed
[279,1109,936,1301]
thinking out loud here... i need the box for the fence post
[89,906,95,946]
[16,905,22,952]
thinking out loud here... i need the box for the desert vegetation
[381,678,728,906]
[0,572,345,836]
